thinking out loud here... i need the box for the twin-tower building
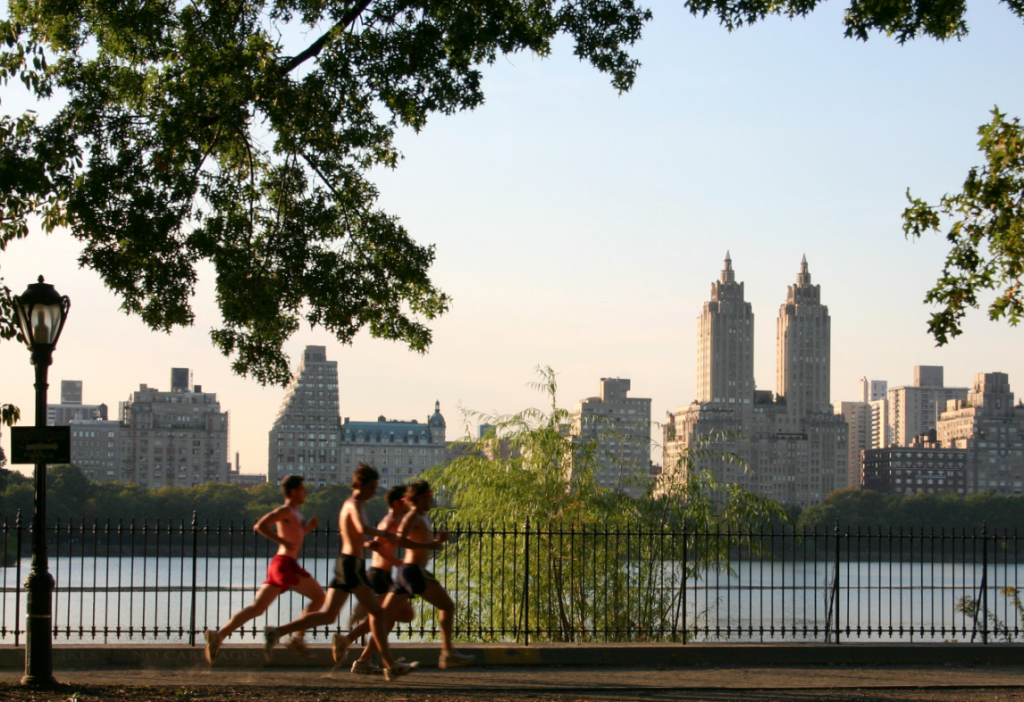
[663,254,848,507]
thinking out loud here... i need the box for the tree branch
[279,0,373,76]
[300,152,355,234]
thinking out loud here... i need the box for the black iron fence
[1,513,1022,645]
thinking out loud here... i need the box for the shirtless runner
[346,485,416,675]
[263,464,417,681]
[204,475,323,664]
[351,480,473,671]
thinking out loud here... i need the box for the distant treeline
[0,464,386,528]
[3,466,1022,535]
[794,487,1024,533]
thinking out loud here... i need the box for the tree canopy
[1,0,1022,385]
[0,0,651,384]
[904,110,1024,345]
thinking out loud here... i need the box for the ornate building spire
[721,251,735,284]
[797,254,811,286]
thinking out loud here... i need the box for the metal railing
[1,514,1021,645]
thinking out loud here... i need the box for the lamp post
[13,276,70,687]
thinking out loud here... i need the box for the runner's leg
[274,587,347,637]
[351,584,403,670]
[419,580,456,652]
[419,581,472,668]
[346,581,396,642]
[354,591,410,663]
[216,584,283,639]
[280,575,326,653]
[349,601,368,629]
[290,575,326,626]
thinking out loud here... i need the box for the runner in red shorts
[203,475,324,664]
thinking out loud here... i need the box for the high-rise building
[267,346,341,487]
[118,369,230,488]
[267,345,448,488]
[663,255,848,507]
[697,252,755,407]
[570,378,652,494]
[887,366,968,446]
[777,255,831,418]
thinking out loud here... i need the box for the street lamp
[13,276,70,687]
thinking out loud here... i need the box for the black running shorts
[329,554,370,592]
[367,566,394,596]
[392,563,437,597]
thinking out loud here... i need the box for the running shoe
[439,650,474,669]
[203,629,221,665]
[350,659,382,675]
[284,634,314,659]
[331,633,350,666]
[262,626,281,662]
[383,660,419,681]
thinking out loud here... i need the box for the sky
[2,0,1024,475]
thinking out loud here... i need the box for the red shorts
[263,555,310,590]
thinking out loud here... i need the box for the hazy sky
[3,0,1024,476]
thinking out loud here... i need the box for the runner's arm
[343,503,395,542]
[393,513,444,551]
[362,524,395,539]
[253,507,294,548]
[394,533,443,550]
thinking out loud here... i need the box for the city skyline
[2,249,1021,480]
[2,0,1023,477]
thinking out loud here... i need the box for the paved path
[4,665,1024,692]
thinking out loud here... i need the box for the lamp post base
[20,673,58,687]
[22,562,56,686]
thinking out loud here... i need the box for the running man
[350,480,473,671]
[347,485,416,675]
[368,485,415,614]
[204,475,323,664]
[263,464,417,681]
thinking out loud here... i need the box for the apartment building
[118,369,231,488]
[570,378,652,495]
